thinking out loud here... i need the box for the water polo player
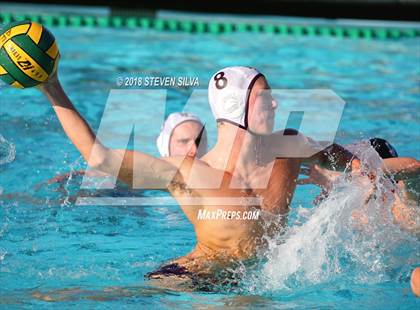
[157,112,207,158]
[300,138,419,296]
[35,66,353,291]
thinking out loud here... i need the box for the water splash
[60,157,86,206]
[248,142,419,293]
[0,134,16,165]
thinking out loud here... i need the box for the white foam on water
[0,134,16,165]
[247,142,419,293]
[0,248,7,261]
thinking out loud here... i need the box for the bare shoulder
[161,156,226,193]
[161,155,210,168]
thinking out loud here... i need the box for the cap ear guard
[208,66,263,129]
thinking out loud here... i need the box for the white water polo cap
[208,66,263,129]
[156,112,204,157]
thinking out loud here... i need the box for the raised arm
[37,73,184,191]
[38,73,107,169]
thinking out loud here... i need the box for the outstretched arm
[312,143,355,171]
[267,129,355,170]
[304,137,355,171]
[382,157,420,181]
[37,73,183,191]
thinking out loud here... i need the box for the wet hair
[369,138,398,159]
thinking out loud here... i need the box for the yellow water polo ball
[0,20,60,88]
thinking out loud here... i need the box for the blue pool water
[0,24,419,308]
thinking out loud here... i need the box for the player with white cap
[208,66,263,130]
[36,66,353,291]
[156,112,207,158]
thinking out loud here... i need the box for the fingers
[47,173,70,184]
